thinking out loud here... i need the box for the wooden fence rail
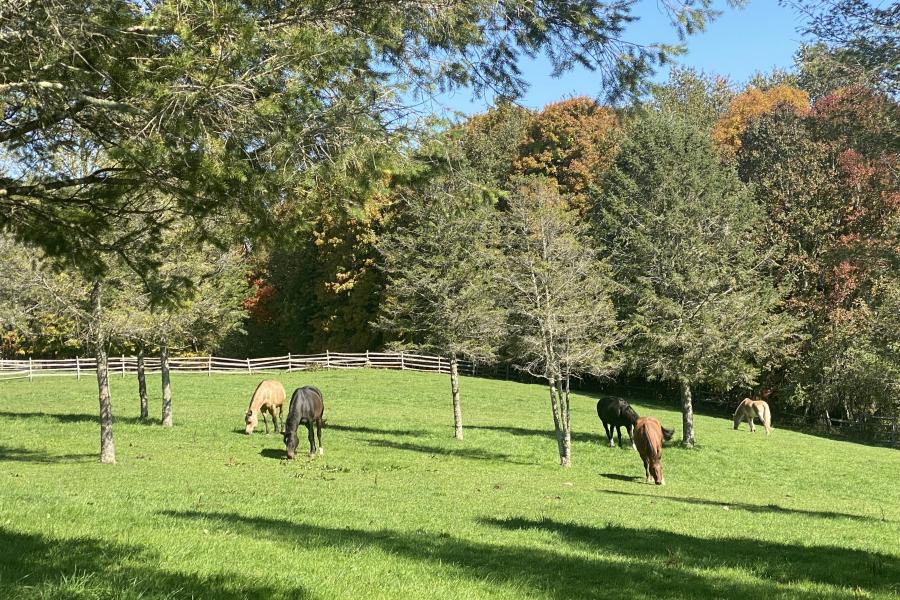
[0,352,473,382]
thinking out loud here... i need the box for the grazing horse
[634,416,674,485]
[596,396,639,449]
[733,398,772,435]
[245,380,286,434]
[283,386,325,459]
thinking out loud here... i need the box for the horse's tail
[661,426,675,441]
[760,403,772,433]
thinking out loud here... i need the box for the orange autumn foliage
[713,85,810,155]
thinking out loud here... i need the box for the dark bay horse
[596,396,640,449]
[283,386,325,459]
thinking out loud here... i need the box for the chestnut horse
[634,417,674,485]
[283,386,325,459]
[733,398,772,434]
[245,380,286,434]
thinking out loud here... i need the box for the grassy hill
[0,369,897,599]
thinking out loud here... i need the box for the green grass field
[0,369,898,599]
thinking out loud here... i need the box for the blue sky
[428,0,810,116]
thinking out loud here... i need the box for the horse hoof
[317,448,324,456]
[308,452,316,459]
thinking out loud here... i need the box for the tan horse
[733,398,772,435]
[245,380,286,434]
[635,417,674,485]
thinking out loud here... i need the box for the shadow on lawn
[160,509,894,600]
[0,444,95,464]
[0,527,313,599]
[602,489,886,522]
[466,424,599,444]
[365,439,528,464]
[0,410,145,425]
[599,473,643,483]
[327,423,428,437]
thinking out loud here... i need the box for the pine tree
[597,111,798,447]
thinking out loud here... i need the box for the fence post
[288,353,292,373]
[365,350,370,368]
[471,360,475,376]
[208,355,212,377]
[76,356,81,380]
[28,357,33,382]
[246,358,251,374]
[437,356,442,373]
[122,354,126,378]
[326,350,330,369]
[400,351,405,370]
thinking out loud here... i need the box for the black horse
[596,396,639,449]
[283,386,325,459]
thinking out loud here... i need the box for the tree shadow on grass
[466,424,599,444]
[0,444,95,464]
[0,526,313,599]
[482,516,900,596]
[602,489,886,522]
[327,423,428,437]
[598,473,643,483]
[160,509,877,600]
[0,410,145,425]
[365,439,528,464]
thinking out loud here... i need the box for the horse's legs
[616,425,623,448]
[643,458,651,483]
[603,422,614,447]
[316,420,324,455]
[627,425,636,450]
[306,421,316,457]
[262,410,269,434]
[277,405,284,433]
[749,416,755,432]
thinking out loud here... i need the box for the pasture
[0,369,898,599]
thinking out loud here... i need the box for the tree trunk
[160,342,172,427]
[680,379,695,448]
[547,374,567,466]
[450,356,463,440]
[137,343,148,420]
[560,374,572,467]
[90,280,115,464]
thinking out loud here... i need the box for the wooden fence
[0,351,477,382]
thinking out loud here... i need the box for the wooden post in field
[246,358,252,374]
[365,350,370,368]
[288,353,292,372]
[400,351,405,370]
[28,357,33,382]
[437,356,442,373]
[76,356,81,380]
[326,350,331,369]
[207,355,212,377]
[122,354,126,378]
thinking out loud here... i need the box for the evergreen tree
[597,111,797,447]
[377,170,505,440]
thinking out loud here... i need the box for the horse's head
[244,410,256,435]
[623,404,640,425]
[649,460,665,485]
[283,429,298,459]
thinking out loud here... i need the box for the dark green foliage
[597,111,798,444]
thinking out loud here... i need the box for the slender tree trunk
[547,373,567,466]
[680,378,695,448]
[450,356,463,440]
[557,373,572,467]
[137,343,148,420]
[90,280,115,464]
[160,342,172,427]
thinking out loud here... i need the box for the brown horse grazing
[634,417,675,485]
[245,380,286,434]
[733,398,772,434]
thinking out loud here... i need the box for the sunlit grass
[0,369,898,599]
